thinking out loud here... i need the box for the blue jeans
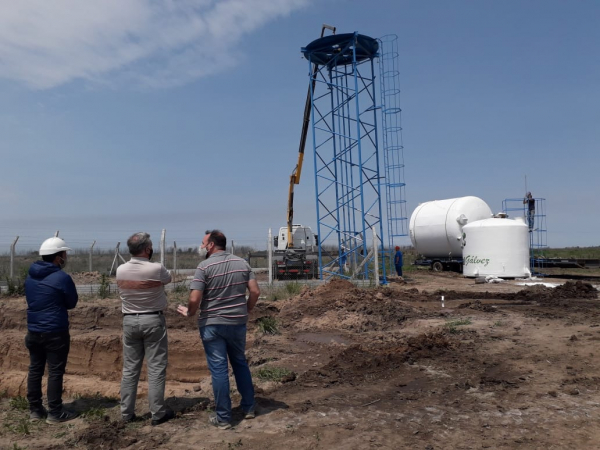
[25,331,70,415]
[200,324,255,423]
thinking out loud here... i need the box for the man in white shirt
[117,232,174,426]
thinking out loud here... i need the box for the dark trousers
[395,264,403,277]
[25,331,70,415]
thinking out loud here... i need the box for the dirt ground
[1,270,600,449]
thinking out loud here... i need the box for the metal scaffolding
[502,197,548,273]
[302,32,387,282]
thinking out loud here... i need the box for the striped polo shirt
[116,257,172,314]
[190,252,255,327]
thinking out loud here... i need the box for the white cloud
[0,0,309,89]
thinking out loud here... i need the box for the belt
[123,311,163,316]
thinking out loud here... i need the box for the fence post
[231,240,235,256]
[54,230,60,237]
[160,229,166,266]
[109,242,121,276]
[268,228,273,284]
[89,240,96,272]
[173,241,177,276]
[10,236,19,280]
[372,227,379,287]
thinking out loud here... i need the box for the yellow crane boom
[287,24,336,249]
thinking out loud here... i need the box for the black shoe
[151,409,175,426]
[30,406,48,421]
[46,410,78,425]
[122,413,137,423]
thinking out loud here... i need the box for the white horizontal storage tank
[462,217,530,278]
[409,196,492,258]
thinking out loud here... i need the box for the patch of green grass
[493,320,505,327]
[256,317,279,335]
[264,282,308,301]
[3,416,30,435]
[255,366,293,382]
[12,444,27,450]
[9,396,28,411]
[284,282,302,296]
[445,318,472,334]
[0,389,9,399]
[80,407,106,421]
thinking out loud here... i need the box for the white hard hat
[39,237,71,256]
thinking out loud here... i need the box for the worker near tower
[25,237,79,424]
[523,192,535,231]
[394,246,403,277]
[178,229,260,429]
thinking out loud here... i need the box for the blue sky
[0,0,598,252]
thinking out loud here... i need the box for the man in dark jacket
[25,237,79,424]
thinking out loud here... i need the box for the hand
[177,305,189,317]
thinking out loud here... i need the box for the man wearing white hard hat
[24,237,79,424]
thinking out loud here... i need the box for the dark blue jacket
[25,261,78,333]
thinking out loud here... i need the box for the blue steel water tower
[302,33,387,281]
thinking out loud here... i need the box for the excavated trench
[0,299,210,398]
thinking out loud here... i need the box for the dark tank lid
[302,32,379,66]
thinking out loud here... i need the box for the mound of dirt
[405,331,455,361]
[426,281,598,305]
[511,281,598,305]
[298,344,408,386]
[298,331,455,386]
[458,300,496,312]
[553,281,598,299]
[279,279,415,332]
[70,271,105,284]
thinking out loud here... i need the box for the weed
[98,274,111,299]
[14,419,30,435]
[4,415,30,435]
[228,439,243,449]
[264,282,309,301]
[256,317,279,335]
[81,407,106,421]
[493,320,504,327]
[255,366,293,382]
[9,397,28,411]
[445,318,472,334]
[0,389,9,399]
[285,282,302,296]
[12,444,27,450]
[5,276,25,296]
[172,281,189,294]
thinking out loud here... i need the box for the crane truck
[272,24,336,280]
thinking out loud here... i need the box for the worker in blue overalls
[394,246,403,277]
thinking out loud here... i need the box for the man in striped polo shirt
[177,230,260,429]
[117,232,174,426]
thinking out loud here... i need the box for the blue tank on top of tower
[302,33,379,66]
